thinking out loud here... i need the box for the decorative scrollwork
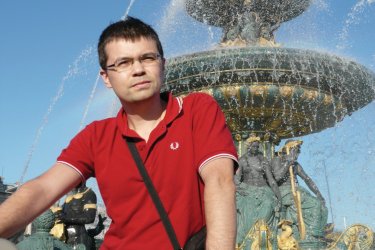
[327,224,374,250]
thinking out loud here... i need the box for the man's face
[100,37,165,104]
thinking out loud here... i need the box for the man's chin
[125,92,158,103]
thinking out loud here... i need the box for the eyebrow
[115,57,132,61]
[115,52,158,59]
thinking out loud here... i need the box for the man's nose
[131,60,146,74]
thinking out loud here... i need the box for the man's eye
[117,59,132,67]
[142,56,156,62]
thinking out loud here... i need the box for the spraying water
[19,46,94,184]
[157,0,186,41]
[337,0,375,50]
[79,73,101,131]
[121,0,137,20]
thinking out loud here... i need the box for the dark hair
[97,16,164,69]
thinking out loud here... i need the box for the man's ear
[100,69,113,89]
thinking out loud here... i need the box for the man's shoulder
[86,116,117,128]
[79,116,118,136]
[181,92,217,106]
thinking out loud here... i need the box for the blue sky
[0,0,374,231]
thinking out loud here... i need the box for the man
[0,17,238,249]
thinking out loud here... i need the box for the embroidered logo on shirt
[170,142,179,150]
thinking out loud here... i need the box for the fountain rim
[164,46,375,102]
[163,46,375,138]
[165,46,374,71]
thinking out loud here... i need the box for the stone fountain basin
[185,0,312,27]
[164,47,375,139]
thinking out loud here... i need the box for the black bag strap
[125,138,182,250]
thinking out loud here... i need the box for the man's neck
[123,95,167,142]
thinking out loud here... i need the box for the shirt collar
[116,92,183,137]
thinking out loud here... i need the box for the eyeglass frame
[104,52,162,72]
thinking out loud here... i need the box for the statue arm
[234,157,244,185]
[295,163,325,205]
[265,167,281,201]
[87,214,107,237]
[264,160,282,213]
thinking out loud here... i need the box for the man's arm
[200,158,236,250]
[0,163,82,238]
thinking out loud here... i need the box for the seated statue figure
[16,209,73,250]
[61,182,97,250]
[235,135,282,247]
[271,139,328,240]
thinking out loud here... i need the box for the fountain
[164,0,375,152]
[163,0,375,249]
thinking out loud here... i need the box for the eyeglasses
[105,52,162,72]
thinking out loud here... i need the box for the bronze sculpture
[61,183,97,250]
[235,135,282,248]
[16,209,73,250]
[272,140,328,244]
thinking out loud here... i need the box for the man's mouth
[132,80,151,88]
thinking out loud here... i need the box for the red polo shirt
[57,92,238,249]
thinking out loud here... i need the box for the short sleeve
[188,93,238,172]
[57,124,96,180]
